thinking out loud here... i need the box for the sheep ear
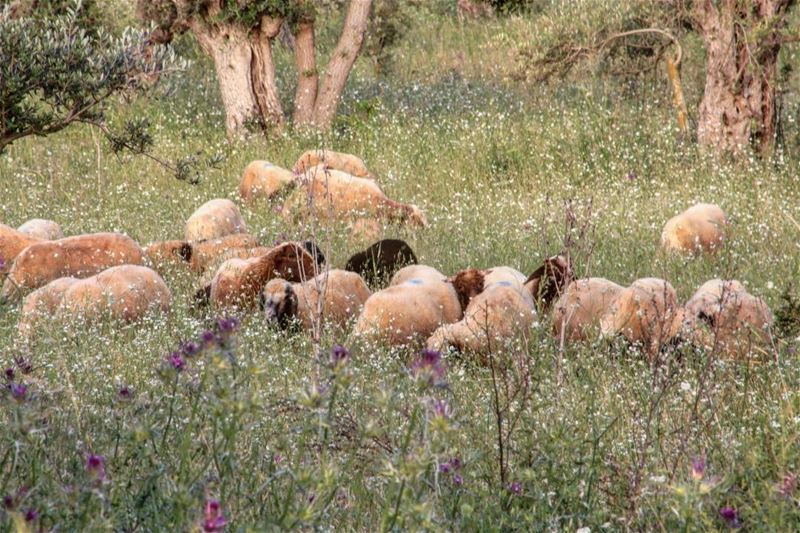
[449,268,486,310]
[178,242,193,263]
[302,240,326,267]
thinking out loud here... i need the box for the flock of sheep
[0,149,774,360]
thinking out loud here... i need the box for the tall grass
[1,9,800,531]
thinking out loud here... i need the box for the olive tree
[138,0,373,138]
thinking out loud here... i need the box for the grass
[2,8,800,532]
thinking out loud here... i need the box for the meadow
[2,7,800,531]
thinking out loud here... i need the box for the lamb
[661,203,728,254]
[185,199,247,242]
[354,265,462,345]
[426,266,535,354]
[1,233,144,302]
[683,279,773,357]
[145,234,260,274]
[599,278,685,357]
[282,166,427,228]
[293,149,375,179]
[0,223,42,271]
[261,269,371,330]
[552,278,624,342]
[17,219,64,240]
[239,160,297,202]
[203,242,318,309]
[345,239,418,288]
[57,265,171,324]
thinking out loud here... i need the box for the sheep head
[449,268,486,311]
[525,255,574,312]
[260,278,299,329]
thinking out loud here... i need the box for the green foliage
[0,2,179,153]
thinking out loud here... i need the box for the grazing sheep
[1,233,144,302]
[145,234,260,274]
[293,149,374,179]
[283,166,427,228]
[427,266,535,354]
[185,199,247,242]
[0,223,42,271]
[683,279,773,357]
[600,278,685,357]
[240,160,296,202]
[17,277,80,339]
[17,219,64,240]
[345,239,418,288]
[261,269,371,330]
[552,278,624,342]
[661,203,728,254]
[354,265,462,345]
[524,255,574,312]
[57,265,171,323]
[204,242,317,309]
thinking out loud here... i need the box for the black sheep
[345,239,417,289]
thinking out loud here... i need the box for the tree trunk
[195,25,261,139]
[312,0,373,129]
[293,21,319,126]
[694,0,792,156]
[251,16,285,129]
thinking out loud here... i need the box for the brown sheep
[205,242,317,309]
[0,223,42,272]
[17,219,64,240]
[1,233,144,302]
[145,234,260,274]
[261,269,371,330]
[185,199,247,242]
[599,278,685,357]
[552,278,624,343]
[426,267,535,354]
[17,277,80,339]
[240,160,297,202]
[293,149,375,179]
[683,279,773,357]
[354,265,462,346]
[57,265,171,324]
[661,203,728,254]
[283,166,427,228]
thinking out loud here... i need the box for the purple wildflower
[217,317,239,334]
[449,457,462,471]
[4,368,14,381]
[23,508,38,522]
[14,356,32,374]
[508,482,522,495]
[86,454,106,482]
[201,330,217,345]
[429,399,452,420]
[411,349,447,387]
[778,473,798,498]
[719,506,742,529]
[118,386,133,400]
[452,474,463,486]
[626,171,637,181]
[2,495,13,509]
[168,352,186,372]
[203,499,227,532]
[182,341,202,357]
[439,462,451,474]
[330,344,349,366]
[691,456,706,481]
[10,383,27,402]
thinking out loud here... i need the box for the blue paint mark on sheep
[407,279,423,285]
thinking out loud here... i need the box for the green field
[2,7,800,531]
